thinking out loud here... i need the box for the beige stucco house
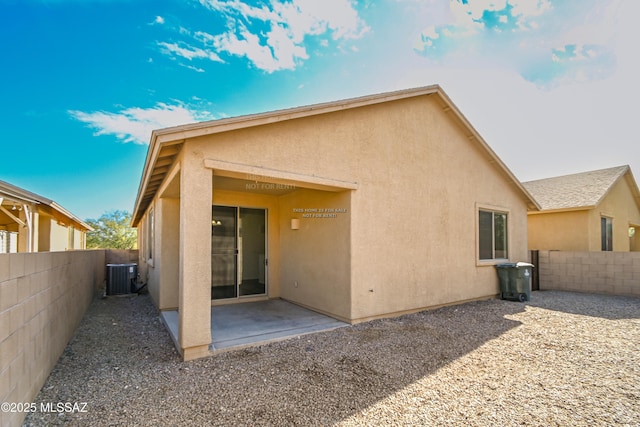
[132,85,540,360]
[524,165,640,252]
[0,180,92,253]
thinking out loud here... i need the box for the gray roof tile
[522,165,629,211]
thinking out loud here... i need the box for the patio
[161,299,348,352]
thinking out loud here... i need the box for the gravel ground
[24,291,640,426]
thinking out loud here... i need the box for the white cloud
[158,41,224,62]
[155,16,165,25]
[199,0,277,22]
[69,103,214,144]
[163,0,369,72]
[415,0,617,88]
[211,25,293,72]
[181,64,206,73]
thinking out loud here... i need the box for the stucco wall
[157,197,180,310]
[343,98,530,320]
[538,250,640,296]
[278,189,351,321]
[0,250,106,427]
[181,94,530,322]
[528,210,590,251]
[588,176,640,251]
[49,221,69,252]
[37,215,52,251]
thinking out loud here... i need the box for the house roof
[132,84,540,226]
[0,179,93,231]
[522,165,640,212]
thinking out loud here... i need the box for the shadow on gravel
[25,295,527,426]
[528,290,640,320]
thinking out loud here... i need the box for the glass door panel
[211,205,267,300]
[211,206,237,299]
[239,208,266,296]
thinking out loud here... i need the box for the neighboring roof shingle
[522,165,629,211]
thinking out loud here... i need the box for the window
[601,217,613,251]
[147,209,154,261]
[0,230,18,254]
[479,209,508,260]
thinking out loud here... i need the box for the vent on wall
[106,263,138,295]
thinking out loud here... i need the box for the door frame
[211,204,268,301]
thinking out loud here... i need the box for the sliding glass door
[211,206,266,300]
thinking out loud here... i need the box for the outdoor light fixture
[291,218,300,230]
[630,227,636,238]
[212,219,222,226]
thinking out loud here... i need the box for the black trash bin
[495,262,534,302]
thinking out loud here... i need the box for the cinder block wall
[538,250,640,296]
[105,249,138,265]
[0,250,107,427]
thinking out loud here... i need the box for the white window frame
[0,230,18,254]
[477,204,510,265]
[146,208,155,266]
[601,215,613,251]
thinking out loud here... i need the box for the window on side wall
[147,209,154,262]
[601,216,613,251]
[479,209,508,261]
[0,230,18,254]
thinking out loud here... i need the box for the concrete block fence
[0,249,136,427]
[538,250,640,296]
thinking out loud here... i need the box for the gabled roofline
[621,166,640,212]
[526,165,640,214]
[132,85,540,226]
[527,206,593,215]
[0,179,93,231]
[591,165,632,208]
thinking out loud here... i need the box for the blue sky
[2,0,638,220]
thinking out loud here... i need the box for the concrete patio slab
[160,299,348,354]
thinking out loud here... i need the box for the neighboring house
[132,85,540,360]
[0,180,92,253]
[523,165,640,252]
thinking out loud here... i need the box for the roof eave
[49,202,94,231]
[132,85,444,226]
[434,90,541,211]
[528,206,594,215]
[153,85,443,145]
[131,131,160,227]
[131,84,542,223]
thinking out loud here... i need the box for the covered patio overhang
[151,153,356,360]
[204,158,359,193]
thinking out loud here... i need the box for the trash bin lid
[516,262,534,268]
[495,263,517,268]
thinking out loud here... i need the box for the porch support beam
[23,205,33,253]
[0,204,26,227]
[178,154,212,360]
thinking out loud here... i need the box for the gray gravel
[24,291,640,426]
